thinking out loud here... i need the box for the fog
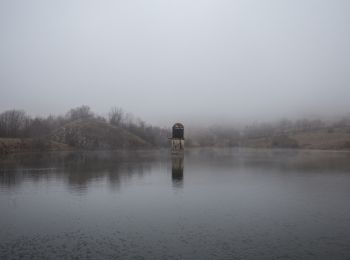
[1,0,349,127]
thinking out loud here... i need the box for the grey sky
[1,0,349,126]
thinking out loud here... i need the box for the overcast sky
[1,0,349,126]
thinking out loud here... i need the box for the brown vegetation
[0,138,72,154]
[186,118,350,150]
[0,105,170,153]
[1,106,350,153]
[51,118,148,149]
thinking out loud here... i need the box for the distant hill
[239,127,350,150]
[51,118,149,149]
[0,118,149,154]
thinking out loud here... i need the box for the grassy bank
[0,138,72,154]
[239,127,350,150]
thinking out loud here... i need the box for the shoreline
[1,140,350,156]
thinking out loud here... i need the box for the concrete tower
[171,123,184,153]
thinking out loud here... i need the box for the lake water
[0,148,350,259]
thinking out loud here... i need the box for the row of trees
[0,106,171,147]
[0,107,91,138]
[107,107,170,147]
[1,105,350,147]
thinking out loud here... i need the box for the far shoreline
[1,141,350,157]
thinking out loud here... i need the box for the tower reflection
[171,155,184,188]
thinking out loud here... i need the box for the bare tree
[0,110,29,137]
[66,105,93,121]
[108,107,124,126]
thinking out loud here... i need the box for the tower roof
[173,123,184,129]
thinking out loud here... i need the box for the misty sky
[1,0,349,126]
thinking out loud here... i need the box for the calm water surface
[0,148,350,259]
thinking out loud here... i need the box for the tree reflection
[1,149,350,192]
[0,150,166,192]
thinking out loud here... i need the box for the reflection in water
[2,148,350,192]
[0,150,167,193]
[1,148,350,259]
[171,154,184,188]
[186,148,350,173]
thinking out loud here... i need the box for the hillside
[2,111,350,154]
[239,127,350,150]
[51,118,149,149]
[0,118,149,154]
[0,138,72,154]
